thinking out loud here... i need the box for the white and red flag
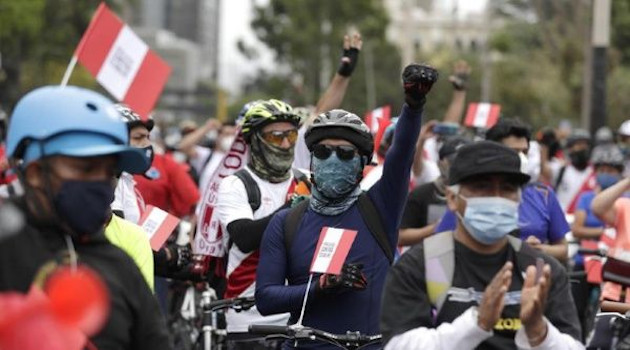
[194,130,249,256]
[364,106,392,154]
[138,205,181,251]
[74,2,171,119]
[464,103,501,129]
[310,227,357,275]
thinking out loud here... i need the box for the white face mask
[219,136,235,152]
[519,151,539,183]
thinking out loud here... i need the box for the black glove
[449,71,469,91]
[167,243,192,269]
[402,63,439,110]
[337,47,360,77]
[316,263,367,295]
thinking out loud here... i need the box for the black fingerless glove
[337,48,360,77]
[449,72,469,91]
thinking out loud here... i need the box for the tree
[242,0,402,116]
[0,0,122,110]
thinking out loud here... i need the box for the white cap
[619,120,630,136]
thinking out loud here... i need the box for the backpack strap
[423,231,455,314]
[357,193,394,264]
[234,169,261,212]
[283,199,310,252]
[554,165,567,190]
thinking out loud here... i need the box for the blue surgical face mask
[596,173,620,190]
[456,195,519,245]
[311,152,361,200]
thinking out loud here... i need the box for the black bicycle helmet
[305,109,374,158]
[115,103,154,132]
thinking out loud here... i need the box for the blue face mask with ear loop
[596,173,620,190]
[455,194,520,245]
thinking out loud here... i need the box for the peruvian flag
[464,103,501,129]
[75,3,171,119]
[364,105,392,154]
[138,205,181,251]
[310,227,357,275]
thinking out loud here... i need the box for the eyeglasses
[312,144,358,161]
[260,129,298,146]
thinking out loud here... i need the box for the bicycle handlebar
[577,248,607,256]
[249,324,382,349]
[203,296,256,312]
[249,325,292,335]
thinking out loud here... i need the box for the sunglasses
[312,144,358,161]
[260,129,298,146]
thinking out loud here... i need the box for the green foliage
[0,0,119,110]
[242,0,401,116]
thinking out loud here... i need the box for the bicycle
[249,324,382,350]
[586,312,630,349]
[169,283,255,350]
[199,295,256,350]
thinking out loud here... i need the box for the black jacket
[0,200,171,350]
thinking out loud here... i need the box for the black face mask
[140,145,154,173]
[53,180,114,236]
[569,149,590,170]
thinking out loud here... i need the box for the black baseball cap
[439,136,471,160]
[448,141,531,185]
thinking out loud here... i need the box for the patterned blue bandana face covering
[456,195,519,245]
[312,152,361,199]
[310,152,362,216]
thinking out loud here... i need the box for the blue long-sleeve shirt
[255,104,422,348]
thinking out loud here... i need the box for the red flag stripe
[150,214,180,251]
[327,230,358,275]
[464,104,477,126]
[123,50,171,119]
[488,105,501,126]
[310,227,330,271]
[75,3,123,76]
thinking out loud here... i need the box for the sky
[217,0,487,96]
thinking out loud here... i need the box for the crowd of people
[1,31,630,350]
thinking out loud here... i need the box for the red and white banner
[310,227,357,275]
[365,106,391,134]
[138,205,181,251]
[75,3,171,119]
[364,106,392,154]
[464,103,501,129]
[194,129,249,256]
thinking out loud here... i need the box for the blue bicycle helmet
[6,86,148,174]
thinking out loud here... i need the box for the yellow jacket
[105,215,154,291]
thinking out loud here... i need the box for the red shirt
[134,153,200,218]
[0,145,16,185]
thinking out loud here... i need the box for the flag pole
[60,55,78,88]
[296,273,314,326]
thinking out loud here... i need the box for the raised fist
[402,63,438,109]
